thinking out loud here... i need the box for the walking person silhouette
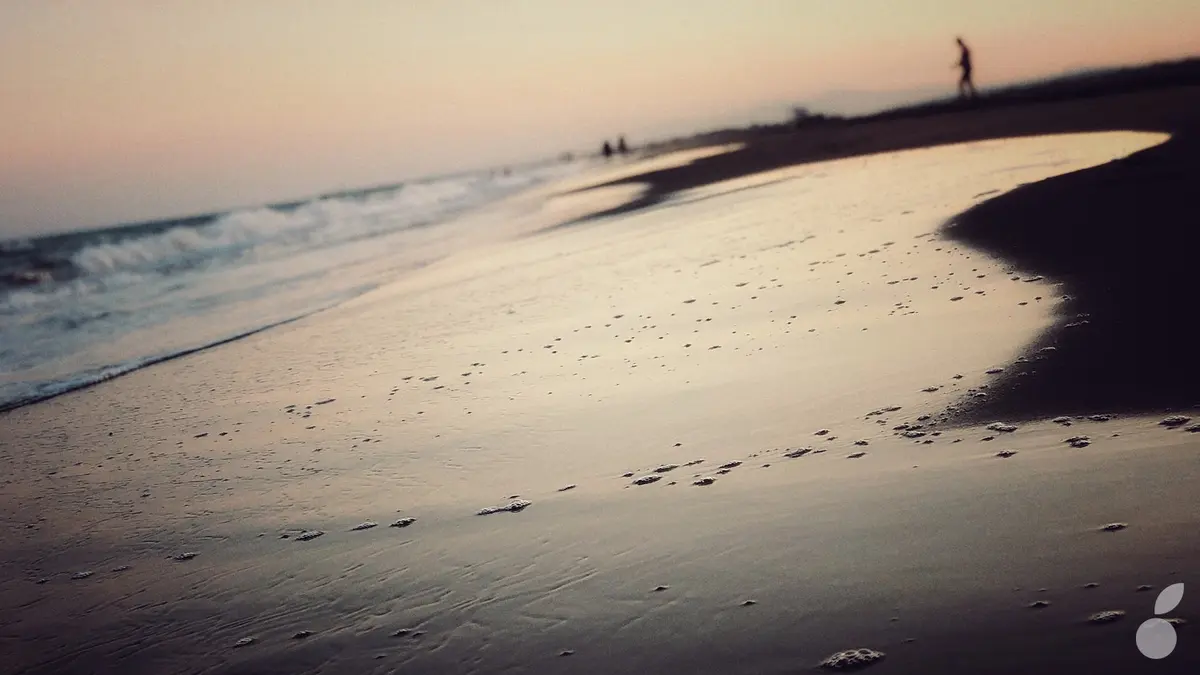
[956,37,978,100]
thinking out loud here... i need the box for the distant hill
[639,57,1200,156]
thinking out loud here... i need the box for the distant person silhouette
[602,141,614,159]
[617,136,629,155]
[956,37,978,100]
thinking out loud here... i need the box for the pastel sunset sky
[2,0,1198,236]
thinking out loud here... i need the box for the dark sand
[575,84,1200,423]
[3,81,1200,675]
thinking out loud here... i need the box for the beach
[2,88,1200,674]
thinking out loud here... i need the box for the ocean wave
[0,159,586,413]
[4,168,558,290]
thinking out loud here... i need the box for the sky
[2,1,1198,238]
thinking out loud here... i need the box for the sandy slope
[1,131,1196,675]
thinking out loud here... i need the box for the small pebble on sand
[390,517,417,528]
[1087,610,1126,624]
[1099,522,1128,532]
[1029,600,1051,609]
[350,522,378,531]
[986,422,1018,433]
[478,499,532,515]
[819,648,885,670]
[846,452,867,459]
[292,631,313,639]
[71,571,93,580]
[693,477,717,486]
[1160,415,1191,428]
[296,530,325,541]
[995,450,1018,458]
[233,637,256,648]
[172,552,198,561]
[1065,435,1091,448]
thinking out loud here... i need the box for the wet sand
[3,92,1200,674]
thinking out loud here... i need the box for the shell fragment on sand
[477,499,532,515]
[233,637,256,648]
[1099,522,1128,532]
[692,477,717,486]
[819,648,886,670]
[350,521,378,531]
[631,475,662,486]
[846,452,867,459]
[1064,435,1091,448]
[784,447,813,458]
[986,422,1018,433]
[172,552,198,561]
[995,450,1018,458]
[389,517,416,528]
[295,530,325,541]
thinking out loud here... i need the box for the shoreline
[1,114,1197,673]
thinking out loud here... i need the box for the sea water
[0,161,587,411]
